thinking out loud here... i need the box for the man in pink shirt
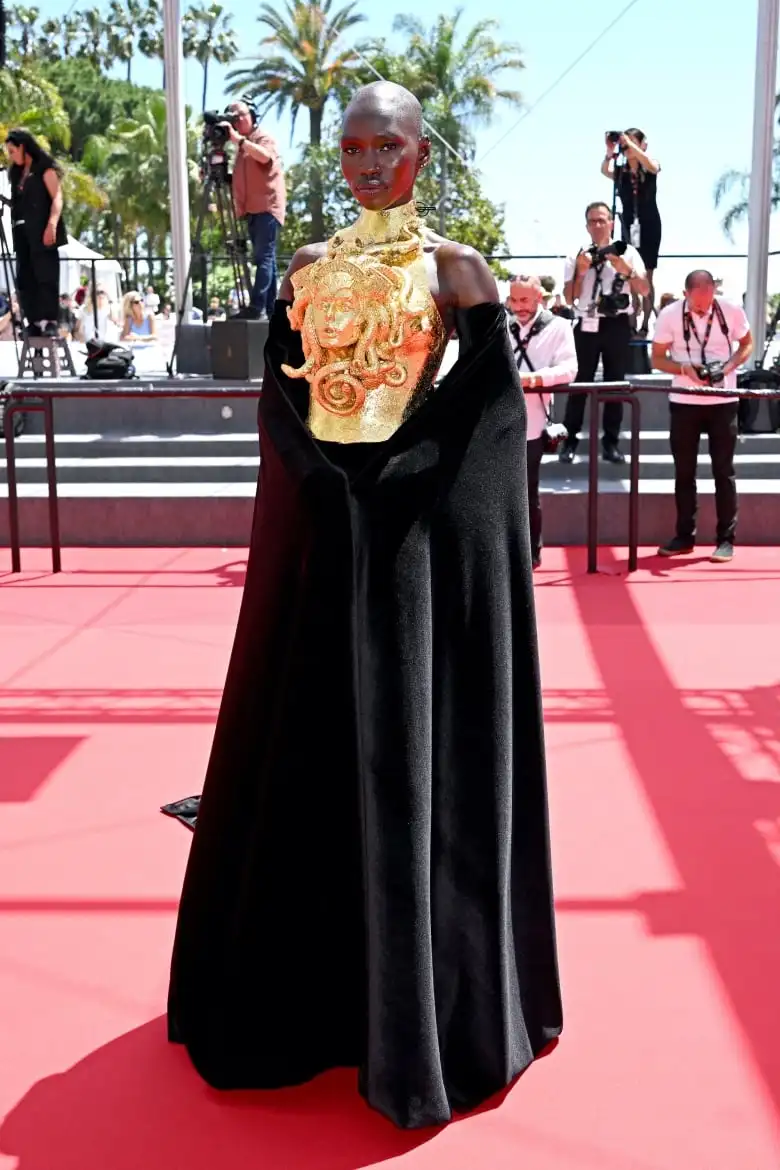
[225,101,286,321]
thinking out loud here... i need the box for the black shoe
[658,537,695,557]
[532,556,541,571]
[710,542,734,563]
[558,442,576,464]
[43,322,60,337]
[602,443,626,464]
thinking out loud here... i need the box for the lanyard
[682,299,729,365]
[509,311,552,371]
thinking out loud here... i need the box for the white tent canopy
[59,237,123,305]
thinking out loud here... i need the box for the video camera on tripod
[201,108,239,185]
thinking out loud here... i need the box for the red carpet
[1,545,779,1169]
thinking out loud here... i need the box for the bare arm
[42,168,63,247]
[437,243,499,309]
[725,328,753,375]
[601,157,615,179]
[651,340,702,383]
[622,136,660,175]
[278,242,328,302]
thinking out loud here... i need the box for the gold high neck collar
[351,201,422,242]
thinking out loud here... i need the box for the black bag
[83,340,136,380]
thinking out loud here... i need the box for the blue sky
[37,0,780,293]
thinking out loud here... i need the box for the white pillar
[745,0,780,362]
[163,0,192,319]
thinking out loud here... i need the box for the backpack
[83,340,136,380]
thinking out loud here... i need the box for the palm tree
[8,4,40,60]
[183,3,238,112]
[715,114,780,240]
[105,93,201,279]
[40,14,80,59]
[107,0,146,82]
[76,7,108,71]
[227,0,366,241]
[379,11,524,234]
[139,0,165,88]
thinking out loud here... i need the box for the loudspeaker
[175,323,211,375]
[210,319,268,381]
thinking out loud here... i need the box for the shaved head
[511,274,543,290]
[344,82,423,138]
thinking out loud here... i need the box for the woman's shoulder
[432,240,499,310]
[279,242,328,299]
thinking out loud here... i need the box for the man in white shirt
[651,270,753,563]
[561,201,649,463]
[507,275,578,568]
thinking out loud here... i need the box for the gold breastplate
[282,202,447,444]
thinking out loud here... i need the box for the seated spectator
[77,287,119,343]
[58,292,77,340]
[144,285,160,315]
[207,296,225,321]
[121,291,157,342]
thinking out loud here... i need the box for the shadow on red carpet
[0,735,87,801]
[0,1018,437,1169]
[1,1022,556,1168]
[564,547,780,1121]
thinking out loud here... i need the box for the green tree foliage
[279,136,509,277]
[228,0,367,240]
[40,58,160,162]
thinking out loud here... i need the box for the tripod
[167,149,253,377]
[0,193,23,354]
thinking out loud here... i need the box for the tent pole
[163,0,192,322]
[745,0,780,360]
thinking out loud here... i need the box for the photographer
[4,128,67,337]
[561,201,649,463]
[601,129,661,333]
[223,102,286,321]
[507,275,577,569]
[652,270,753,563]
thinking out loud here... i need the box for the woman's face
[130,297,143,317]
[313,277,360,349]
[340,106,429,211]
[5,143,26,167]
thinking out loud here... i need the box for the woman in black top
[5,128,67,336]
[601,127,661,333]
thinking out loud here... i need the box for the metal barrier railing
[3,377,780,577]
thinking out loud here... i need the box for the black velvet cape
[166,301,563,1129]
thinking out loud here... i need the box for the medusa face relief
[312,272,361,350]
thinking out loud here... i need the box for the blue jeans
[246,212,279,316]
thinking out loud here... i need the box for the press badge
[580,307,599,333]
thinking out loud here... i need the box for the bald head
[508,274,545,323]
[344,82,423,138]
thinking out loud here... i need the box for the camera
[203,108,237,149]
[694,360,726,388]
[542,422,568,455]
[606,130,622,147]
[587,240,627,264]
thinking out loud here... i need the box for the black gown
[165,300,563,1129]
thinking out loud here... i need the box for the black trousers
[669,401,738,544]
[14,230,60,325]
[563,314,631,447]
[526,437,544,561]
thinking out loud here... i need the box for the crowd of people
[505,127,755,567]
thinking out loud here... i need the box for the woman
[165,81,562,1130]
[77,287,118,343]
[120,291,157,341]
[602,127,661,333]
[4,128,67,337]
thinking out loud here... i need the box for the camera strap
[508,309,555,372]
[682,298,730,365]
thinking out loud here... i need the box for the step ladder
[18,335,76,378]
